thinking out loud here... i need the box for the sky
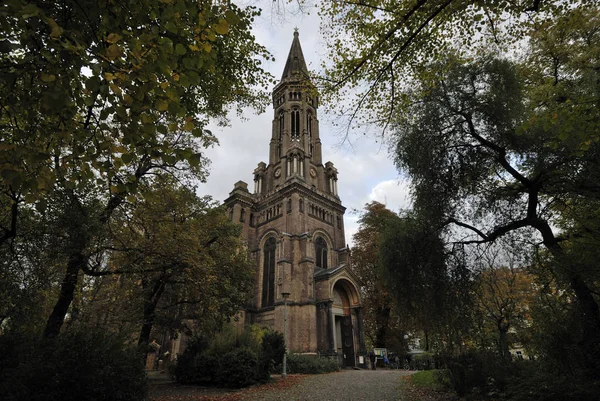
[197,4,412,247]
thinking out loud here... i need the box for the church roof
[281,29,309,81]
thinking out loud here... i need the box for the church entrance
[333,282,355,367]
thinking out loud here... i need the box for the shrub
[287,353,339,374]
[172,325,285,388]
[442,350,509,397]
[171,335,210,384]
[412,352,436,370]
[217,347,261,388]
[0,330,147,401]
[260,330,285,375]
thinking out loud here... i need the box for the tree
[52,177,254,348]
[473,252,536,359]
[104,179,254,347]
[390,7,600,373]
[352,201,404,350]
[379,212,471,352]
[0,1,273,338]
[318,0,593,135]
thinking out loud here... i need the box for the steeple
[248,30,340,202]
[281,29,309,81]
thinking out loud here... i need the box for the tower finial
[294,27,299,35]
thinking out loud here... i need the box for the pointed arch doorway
[332,281,356,367]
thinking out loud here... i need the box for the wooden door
[341,315,355,367]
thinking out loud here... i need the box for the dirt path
[243,370,413,401]
[148,369,416,401]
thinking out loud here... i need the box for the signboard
[373,348,387,357]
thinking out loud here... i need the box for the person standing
[369,352,376,370]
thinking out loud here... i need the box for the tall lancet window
[291,109,300,139]
[315,236,328,269]
[262,237,276,307]
[278,111,284,157]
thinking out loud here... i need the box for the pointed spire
[281,29,309,81]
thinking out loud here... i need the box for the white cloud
[367,179,412,212]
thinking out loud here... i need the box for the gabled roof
[281,30,309,81]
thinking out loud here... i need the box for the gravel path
[243,370,413,401]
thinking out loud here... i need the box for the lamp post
[281,290,290,379]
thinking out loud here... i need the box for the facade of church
[225,31,366,367]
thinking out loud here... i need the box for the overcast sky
[197,5,412,247]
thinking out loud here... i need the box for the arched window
[315,236,328,269]
[240,208,246,222]
[299,198,304,213]
[291,109,300,138]
[262,237,276,307]
[307,112,312,135]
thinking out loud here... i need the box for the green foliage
[411,352,437,370]
[318,0,592,133]
[170,335,212,384]
[102,179,255,346]
[0,330,147,401]
[379,212,473,352]
[388,5,600,373]
[172,325,284,388]
[440,351,600,401]
[286,353,339,374]
[217,347,262,388]
[502,366,600,401]
[0,0,273,340]
[351,201,406,351]
[0,0,272,203]
[261,329,286,372]
[442,350,511,397]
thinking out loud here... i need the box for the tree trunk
[498,324,510,360]
[43,253,84,339]
[138,276,167,348]
[545,239,600,376]
[570,274,600,376]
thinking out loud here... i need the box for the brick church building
[225,31,366,367]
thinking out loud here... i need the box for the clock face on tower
[274,168,281,178]
[310,168,317,178]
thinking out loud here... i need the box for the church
[225,31,366,367]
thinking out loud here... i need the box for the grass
[411,370,448,391]
[400,370,457,401]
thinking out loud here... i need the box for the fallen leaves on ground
[149,375,305,401]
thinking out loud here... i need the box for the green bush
[261,330,285,374]
[171,335,210,384]
[503,361,600,401]
[172,326,286,388]
[0,330,147,401]
[442,350,509,397]
[217,347,261,388]
[287,353,339,374]
[411,352,437,370]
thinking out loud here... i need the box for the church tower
[225,31,366,367]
